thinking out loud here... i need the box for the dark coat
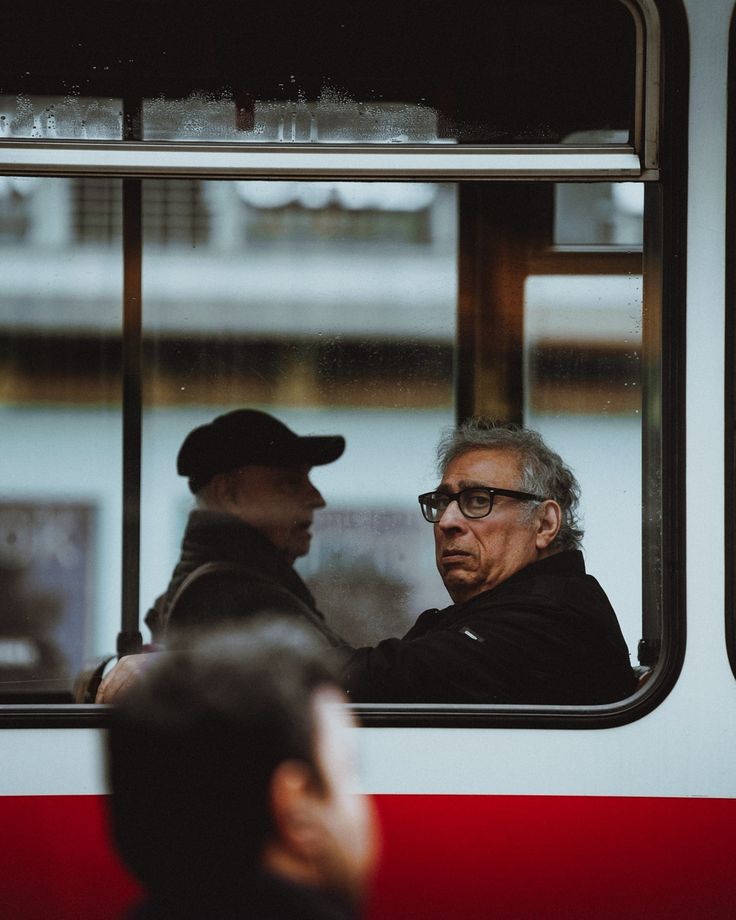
[128,872,356,920]
[146,520,634,705]
[144,510,344,647]
[339,550,637,704]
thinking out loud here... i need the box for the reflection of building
[0,177,456,410]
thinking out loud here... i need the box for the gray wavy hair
[436,419,583,552]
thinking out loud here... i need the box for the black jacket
[128,872,356,920]
[146,521,634,705]
[339,550,637,704]
[144,510,344,647]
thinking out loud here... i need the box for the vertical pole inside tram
[119,96,144,657]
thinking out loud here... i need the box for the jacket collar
[455,549,585,611]
[184,509,287,566]
[180,509,317,610]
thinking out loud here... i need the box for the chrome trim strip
[617,0,660,170]
[0,142,647,179]
[639,0,661,171]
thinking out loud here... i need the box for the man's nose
[307,478,326,508]
[437,499,466,530]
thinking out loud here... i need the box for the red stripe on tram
[1,794,736,919]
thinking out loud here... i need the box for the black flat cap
[177,409,345,494]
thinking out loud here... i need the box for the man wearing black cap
[147,409,346,647]
[98,409,347,701]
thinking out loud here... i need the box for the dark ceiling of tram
[2,0,636,143]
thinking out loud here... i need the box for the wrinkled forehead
[440,447,524,487]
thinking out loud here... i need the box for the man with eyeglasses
[340,420,637,704]
[99,416,636,706]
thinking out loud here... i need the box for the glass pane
[139,180,456,645]
[0,95,123,140]
[4,0,636,145]
[555,181,644,247]
[0,177,122,700]
[525,183,644,660]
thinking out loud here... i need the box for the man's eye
[465,492,490,509]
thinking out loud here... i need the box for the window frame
[725,2,736,681]
[0,0,688,728]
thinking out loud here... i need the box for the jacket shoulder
[170,564,309,627]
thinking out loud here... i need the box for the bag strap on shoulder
[168,560,348,648]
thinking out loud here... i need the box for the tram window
[0,0,674,715]
[139,181,457,646]
[0,177,123,702]
[554,184,644,248]
[0,176,655,705]
[133,178,647,686]
[524,226,644,656]
[3,0,636,145]
[459,182,647,672]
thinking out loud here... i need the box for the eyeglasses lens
[422,494,446,522]
[459,489,493,518]
[420,489,495,522]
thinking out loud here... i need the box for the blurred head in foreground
[107,618,377,918]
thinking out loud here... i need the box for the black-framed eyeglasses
[417,487,544,523]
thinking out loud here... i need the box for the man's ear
[535,500,562,551]
[268,760,323,860]
[208,472,238,513]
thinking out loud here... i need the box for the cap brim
[295,435,345,466]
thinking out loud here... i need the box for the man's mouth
[441,548,471,562]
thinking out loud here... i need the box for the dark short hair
[107,618,340,902]
[436,419,583,551]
